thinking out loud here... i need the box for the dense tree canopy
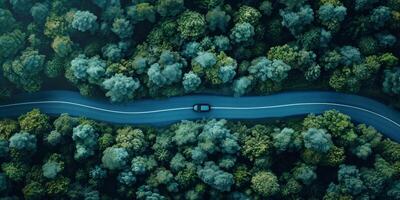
[0,0,397,106]
[0,109,398,199]
[0,1,400,198]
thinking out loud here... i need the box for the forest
[0,109,399,199]
[0,0,399,104]
[1,0,400,199]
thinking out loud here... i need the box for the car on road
[193,104,211,112]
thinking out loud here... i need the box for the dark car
[193,104,211,112]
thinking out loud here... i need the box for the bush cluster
[0,0,398,104]
[0,109,399,199]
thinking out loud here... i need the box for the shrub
[102,147,129,170]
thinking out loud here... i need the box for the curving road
[0,90,399,142]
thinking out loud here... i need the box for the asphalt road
[0,90,399,142]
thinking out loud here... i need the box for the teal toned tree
[72,124,98,160]
[102,147,129,170]
[2,48,45,92]
[71,10,98,32]
[102,74,140,103]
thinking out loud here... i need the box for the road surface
[0,90,399,142]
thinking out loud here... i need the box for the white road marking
[0,101,192,114]
[213,102,400,128]
[0,101,399,129]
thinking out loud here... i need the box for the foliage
[44,56,66,78]
[102,147,129,170]
[172,120,201,146]
[336,164,365,195]
[0,0,400,197]
[18,109,50,136]
[182,71,201,93]
[156,0,184,17]
[248,57,291,83]
[1,162,29,182]
[242,125,273,160]
[0,119,18,140]
[42,160,63,179]
[229,22,255,43]
[318,4,347,31]
[0,0,397,104]
[196,119,240,157]
[0,0,400,106]
[147,50,185,89]
[192,51,217,69]
[206,6,231,32]
[234,5,261,26]
[280,5,314,36]
[102,44,123,62]
[71,11,98,32]
[45,176,70,196]
[273,128,302,153]
[53,113,79,136]
[0,29,25,61]
[197,161,234,192]
[23,181,45,200]
[298,28,332,50]
[69,54,107,85]
[0,139,9,158]
[355,0,379,11]
[0,110,398,198]
[292,163,317,185]
[111,18,134,39]
[72,124,98,160]
[233,76,252,96]
[267,44,316,71]
[302,128,333,153]
[30,3,49,24]
[339,46,362,66]
[102,73,140,102]
[0,8,16,34]
[369,6,391,30]
[131,155,157,175]
[178,11,206,39]
[46,131,62,146]
[115,127,147,154]
[9,131,37,152]
[383,68,400,95]
[51,36,73,57]
[2,48,45,92]
[251,171,279,197]
[127,3,156,23]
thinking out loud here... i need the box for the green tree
[18,109,50,136]
[234,5,261,25]
[115,127,148,154]
[178,11,206,39]
[102,147,129,170]
[197,161,234,192]
[242,125,273,160]
[0,119,19,140]
[3,48,46,92]
[72,124,98,160]
[51,36,73,57]
[302,128,333,153]
[102,74,141,103]
[71,10,98,32]
[0,8,16,34]
[292,163,317,185]
[1,162,29,182]
[0,28,26,61]
[251,171,279,197]
[23,181,45,200]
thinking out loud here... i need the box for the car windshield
[200,105,209,110]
